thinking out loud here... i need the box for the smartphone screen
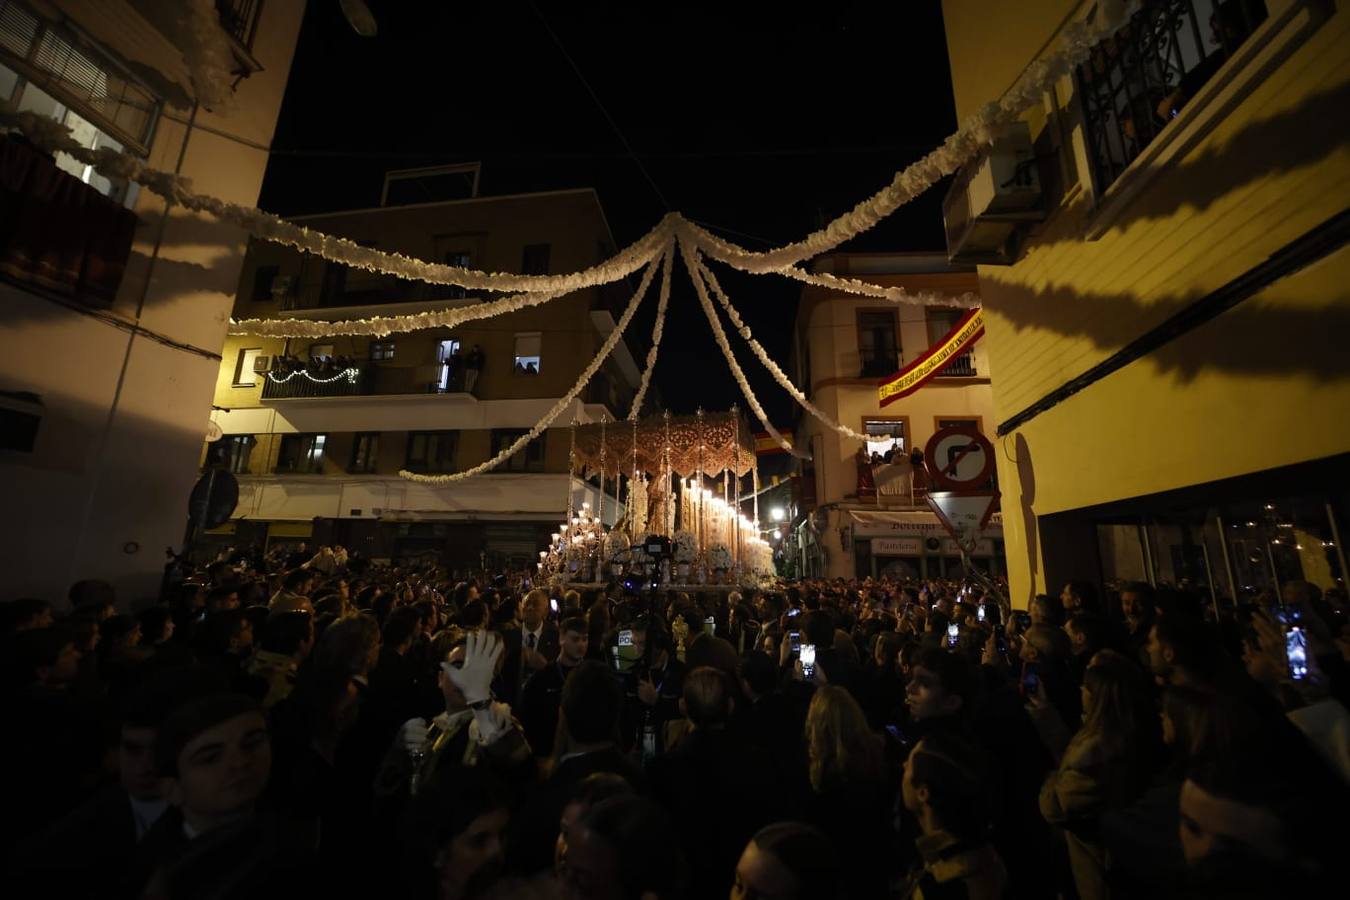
[977,605,986,622]
[1022,670,1040,696]
[800,643,816,679]
[549,597,559,612]
[789,631,801,653]
[1286,627,1309,680]
[947,623,959,648]
[884,724,908,748]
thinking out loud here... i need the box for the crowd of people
[3,544,1348,899]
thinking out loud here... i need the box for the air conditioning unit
[943,122,1043,265]
[252,355,271,373]
[269,274,295,299]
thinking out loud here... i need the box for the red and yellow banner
[753,431,794,455]
[878,307,984,407]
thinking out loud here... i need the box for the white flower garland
[398,245,668,484]
[773,266,980,308]
[678,238,804,458]
[687,0,1127,273]
[695,258,871,443]
[182,0,237,110]
[627,248,674,420]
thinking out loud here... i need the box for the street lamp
[770,507,785,522]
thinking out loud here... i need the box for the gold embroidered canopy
[571,411,756,478]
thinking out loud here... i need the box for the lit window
[370,341,395,361]
[514,332,541,374]
[863,419,905,458]
[233,348,262,387]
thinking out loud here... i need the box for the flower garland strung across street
[0,3,1127,302]
[688,0,1127,274]
[628,249,674,420]
[771,265,981,308]
[696,258,870,443]
[266,366,360,385]
[398,247,667,484]
[181,0,237,110]
[678,239,803,458]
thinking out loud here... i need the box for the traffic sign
[925,426,995,492]
[926,491,999,549]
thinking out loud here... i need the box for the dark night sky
[257,1,957,424]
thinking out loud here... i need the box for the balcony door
[436,339,461,392]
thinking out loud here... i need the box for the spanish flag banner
[753,431,793,455]
[878,307,984,407]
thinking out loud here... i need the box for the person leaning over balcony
[465,344,485,392]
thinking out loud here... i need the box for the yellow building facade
[942,0,1350,607]
[204,181,644,571]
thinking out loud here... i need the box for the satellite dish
[206,420,224,442]
[339,0,378,36]
[188,469,239,531]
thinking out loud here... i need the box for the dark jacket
[499,623,561,706]
[517,658,578,757]
[896,829,1008,900]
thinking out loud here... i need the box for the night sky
[258,1,957,424]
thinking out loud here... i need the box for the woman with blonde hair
[803,685,892,896]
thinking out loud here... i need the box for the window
[522,243,551,275]
[216,0,264,50]
[444,251,471,299]
[309,343,334,362]
[862,419,907,459]
[277,434,326,474]
[251,265,279,302]
[206,435,254,473]
[492,429,546,472]
[514,332,541,374]
[0,2,160,155]
[927,309,977,377]
[1075,0,1269,192]
[370,341,395,361]
[435,339,462,391]
[406,431,457,473]
[233,348,262,387]
[857,311,899,377]
[350,432,380,473]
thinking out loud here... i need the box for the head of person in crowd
[555,773,635,879]
[519,588,551,632]
[680,666,733,732]
[731,822,840,900]
[155,692,270,835]
[411,774,510,900]
[926,610,951,637]
[902,729,992,843]
[1061,580,1100,614]
[138,606,175,647]
[1148,612,1222,688]
[199,608,253,659]
[559,660,623,752]
[874,631,904,671]
[458,599,489,630]
[1019,622,1071,666]
[906,647,977,724]
[282,568,313,599]
[382,606,420,657]
[1075,650,1160,792]
[806,685,884,794]
[1030,593,1065,627]
[1064,611,1110,659]
[69,579,116,619]
[1119,581,1156,629]
[561,795,687,900]
[259,610,314,661]
[315,614,381,680]
[101,614,143,654]
[738,651,778,703]
[0,597,53,635]
[9,624,81,690]
[205,585,240,613]
[557,615,590,667]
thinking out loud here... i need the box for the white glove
[401,717,429,753]
[471,701,513,746]
[443,630,502,706]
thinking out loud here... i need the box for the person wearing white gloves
[375,630,534,801]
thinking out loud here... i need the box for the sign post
[923,426,1006,613]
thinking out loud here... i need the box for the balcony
[0,135,137,307]
[859,348,900,378]
[934,352,977,378]
[260,358,477,401]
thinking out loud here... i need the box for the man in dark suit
[498,588,559,706]
[517,615,589,757]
